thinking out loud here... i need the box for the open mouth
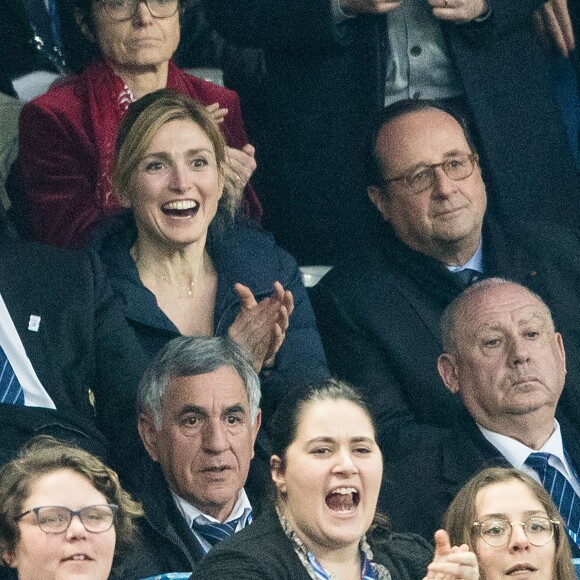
[325,487,360,513]
[505,564,537,575]
[161,200,200,218]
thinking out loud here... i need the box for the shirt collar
[478,420,574,481]
[171,488,252,528]
[447,237,483,273]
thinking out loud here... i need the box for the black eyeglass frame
[96,0,179,22]
[472,515,561,547]
[383,152,479,194]
[17,504,119,534]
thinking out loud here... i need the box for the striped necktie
[525,452,580,549]
[191,514,245,547]
[0,344,24,405]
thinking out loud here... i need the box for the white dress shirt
[0,292,55,408]
[479,420,580,496]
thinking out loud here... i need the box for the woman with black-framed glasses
[15,0,261,249]
[444,467,576,580]
[0,436,142,580]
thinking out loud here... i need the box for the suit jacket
[112,460,272,580]
[110,463,205,580]
[0,233,146,464]
[310,219,580,458]
[380,410,580,558]
[204,0,580,264]
[194,506,433,579]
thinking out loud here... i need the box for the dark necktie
[0,344,24,405]
[525,452,580,549]
[191,514,245,547]
[450,268,481,289]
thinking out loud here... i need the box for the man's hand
[339,0,402,16]
[428,0,489,23]
[227,282,293,373]
[223,144,257,204]
[424,530,479,580]
[534,0,575,58]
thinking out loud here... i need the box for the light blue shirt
[446,238,483,273]
[172,489,252,554]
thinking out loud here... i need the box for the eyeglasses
[97,0,179,21]
[18,505,118,534]
[473,515,560,547]
[384,153,479,194]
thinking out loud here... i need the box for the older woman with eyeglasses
[0,436,142,580]
[442,467,576,580]
[16,0,261,248]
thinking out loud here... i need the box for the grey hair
[440,277,555,355]
[137,336,261,429]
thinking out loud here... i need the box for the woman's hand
[424,530,479,580]
[533,0,575,58]
[223,144,257,204]
[263,281,294,368]
[228,282,294,373]
[206,102,228,124]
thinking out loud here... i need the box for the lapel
[0,238,56,401]
[560,418,580,478]
[143,463,206,565]
[379,225,463,343]
[441,411,510,488]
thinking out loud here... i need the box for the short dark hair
[364,98,476,188]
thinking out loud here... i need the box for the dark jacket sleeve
[374,532,434,579]
[259,247,330,424]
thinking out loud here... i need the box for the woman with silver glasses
[443,467,576,580]
[0,436,142,580]
[16,0,261,248]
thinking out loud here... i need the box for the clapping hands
[228,282,294,373]
[205,102,257,204]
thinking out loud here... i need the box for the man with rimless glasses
[311,98,580,461]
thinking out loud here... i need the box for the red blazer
[18,58,261,248]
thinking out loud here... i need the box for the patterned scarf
[277,509,391,580]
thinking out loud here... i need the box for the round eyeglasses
[97,0,179,21]
[18,504,118,534]
[384,153,479,195]
[473,515,560,547]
